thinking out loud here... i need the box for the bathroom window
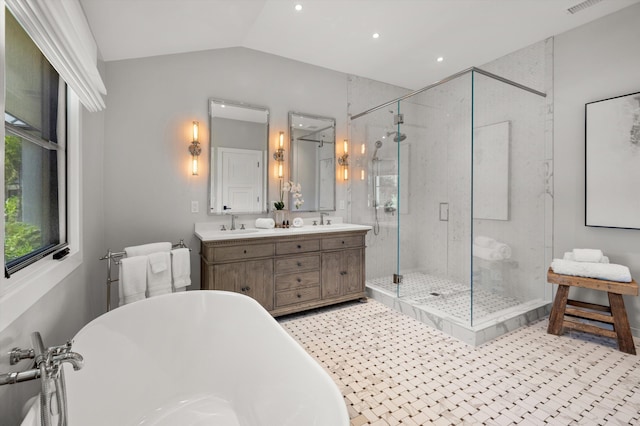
[4,9,68,276]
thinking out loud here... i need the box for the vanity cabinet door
[213,259,274,311]
[321,251,342,299]
[343,248,364,295]
[321,248,364,299]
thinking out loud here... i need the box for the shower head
[394,132,407,142]
[386,131,407,142]
[372,140,383,161]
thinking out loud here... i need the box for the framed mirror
[288,112,336,212]
[209,99,269,214]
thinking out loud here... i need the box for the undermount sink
[227,229,260,234]
[195,222,373,242]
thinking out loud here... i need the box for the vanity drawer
[276,239,320,255]
[275,255,320,274]
[322,235,364,250]
[275,271,320,291]
[213,243,274,262]
[275,286,321,307]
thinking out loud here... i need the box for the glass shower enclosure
[350,68,552,343]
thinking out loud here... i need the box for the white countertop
[195,222,372,242]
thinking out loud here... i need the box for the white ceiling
[79,0,640,90]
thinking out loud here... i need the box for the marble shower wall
[348,40,552,314]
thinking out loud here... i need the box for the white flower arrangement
[275,180,304,210]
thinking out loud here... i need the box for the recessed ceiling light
[372,33,380,39]
[295,4,302,11]
[437,57,444,62]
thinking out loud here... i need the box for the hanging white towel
[148,251,168,273]
[572,248,604,263]
[147,252,172,297]
[125,242,172,258]
[118,256,147,306]
[171,248,191,291]
[550,259,632,283]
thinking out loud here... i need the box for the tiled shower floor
[367,272,523,324]
[279,299,640,426]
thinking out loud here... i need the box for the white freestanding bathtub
[21,291,349,425]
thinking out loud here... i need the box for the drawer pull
[297,262,302,267]
[297,278,302,283]
[241,286,251,292]
[341,241,345,244]
[297,244,302,249]
[243,250,247,254]
[297,293,302,298]
[340,271,347,276]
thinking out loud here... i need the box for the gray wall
[554,3,640,335]
[103,47,349,295]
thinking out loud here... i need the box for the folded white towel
[473,236,512,260]
[146,251,172,297]
[125,242,171,258]
[118,256,147,306]
[255,218,275,229]
[473,245,504,261]
[171,248,191,291]
[572,248,603,263]
[563,251,609,264]
[550,259,632,282]
[474,236,497,248]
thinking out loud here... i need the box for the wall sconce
[338,139,349,180]
[273,131,285,178]
[361,169,365,180]
[188,121,201,175]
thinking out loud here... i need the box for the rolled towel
[473,244,504,261]
[572,248,603,263]
[492,242,512,260]
[563,251,609,264]
[125,242,171,257]
[118,256,147,306]
[146,251,172,297]
[550,259,631,282]
[474,236,497,248]
[171,248,191,291]
[255,218,275,229]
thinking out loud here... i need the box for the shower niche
[349,67,553,345]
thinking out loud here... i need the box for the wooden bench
[547,268,638,354]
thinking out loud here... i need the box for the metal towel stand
[99,240,190,312]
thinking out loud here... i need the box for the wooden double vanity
[197,224,370,317]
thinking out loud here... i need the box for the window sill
[0,251,82,333]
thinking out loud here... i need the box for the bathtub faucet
[41,341,84,378]
[0,333,84,385]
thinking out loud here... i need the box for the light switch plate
[191,201,199,213]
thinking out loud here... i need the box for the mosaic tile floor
[367,272,524,324]
[279,299,640,425]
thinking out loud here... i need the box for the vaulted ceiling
[80,0,639,89]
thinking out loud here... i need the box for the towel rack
[99,240,190,312]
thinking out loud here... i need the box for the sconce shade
[274,131,286,178]
[338,138,349,181]
[189,121,201,176]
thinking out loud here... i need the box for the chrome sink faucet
[320,212,329,225]
[230,214,239,231]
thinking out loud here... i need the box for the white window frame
[0,89,82,333]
